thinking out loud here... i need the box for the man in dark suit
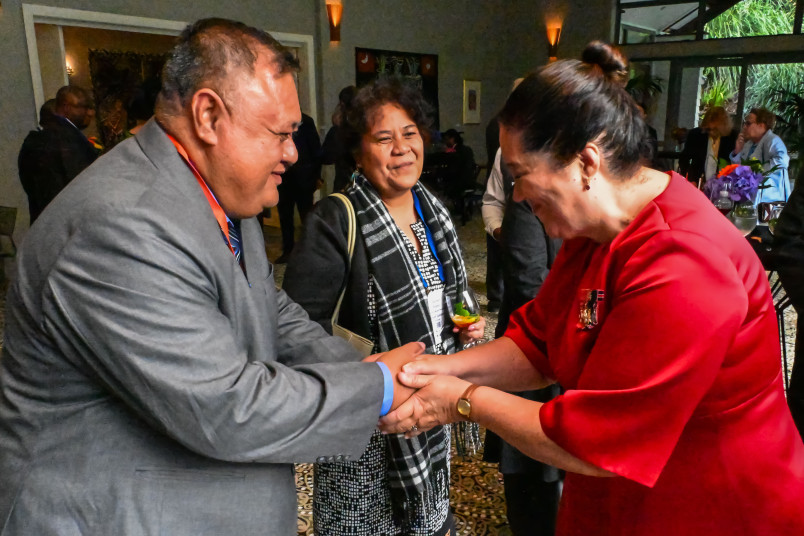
[17,86,99,224]
[678,106,737,184]
[275,112,322,263]
[0,18,418,535]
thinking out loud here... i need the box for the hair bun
[581,41,628,85]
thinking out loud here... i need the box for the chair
[769,272,794,391]
[460,164,485,225]
[0,206,18,290]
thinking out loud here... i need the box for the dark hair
[443,128,463,146]
[158,18,299,110]
[39,98,57,126]
[342,77,433,158]
[338,85,356,106]
[127,79,161,123]
[498,41,652,177]
[55,86,91,110]
[750,107,776,130]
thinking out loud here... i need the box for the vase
[731,201,758,237]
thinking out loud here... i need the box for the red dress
[506,173,804,535]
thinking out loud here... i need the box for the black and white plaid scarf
[345,174,477,530]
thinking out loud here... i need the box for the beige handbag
[330,193,375,358]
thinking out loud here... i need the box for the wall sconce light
[65,60,75,77]
[547,27,561,61]
[326,0,343,42]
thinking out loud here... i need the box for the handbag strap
[330,193,356,327]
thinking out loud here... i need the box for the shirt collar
[165,133,237,253]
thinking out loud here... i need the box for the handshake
[366,342,476,437]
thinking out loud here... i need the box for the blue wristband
[376,362,394,417]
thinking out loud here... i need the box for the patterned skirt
[313,428,453,536]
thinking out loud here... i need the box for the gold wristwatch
[456,384,480,419]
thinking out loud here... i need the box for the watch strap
[457,383,481,418]
[460,383,480,403]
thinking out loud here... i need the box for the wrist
[455,383,481,421]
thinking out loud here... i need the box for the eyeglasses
[743,119,755,126]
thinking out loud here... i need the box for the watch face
[457,399,471,416]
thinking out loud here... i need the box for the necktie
[228,219,242,264]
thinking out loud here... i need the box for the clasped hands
[366,342,473,438]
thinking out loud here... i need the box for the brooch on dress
[577,289,605,330]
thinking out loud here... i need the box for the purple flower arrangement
[703,163,766,204]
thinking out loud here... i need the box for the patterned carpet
[293,438,513,536]
[269,214,515,535]
[265,212,514,535]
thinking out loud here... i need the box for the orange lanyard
[166,135,235,256]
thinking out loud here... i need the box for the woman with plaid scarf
[283,78,483,536]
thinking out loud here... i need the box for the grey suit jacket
[0,120,384,535]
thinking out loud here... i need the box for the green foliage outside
[700,0,804,120]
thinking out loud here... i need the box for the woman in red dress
[380,41,804,535]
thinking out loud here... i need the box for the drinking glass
[446,290,480,329]
[731,203,758,237]
[768,205,784,235]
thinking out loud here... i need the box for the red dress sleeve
[538,231,747,487]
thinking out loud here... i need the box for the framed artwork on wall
[355,48,439,130]
[462,80,481,124]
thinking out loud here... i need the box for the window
[616,0,804,44]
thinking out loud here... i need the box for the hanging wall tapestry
[88,49,166,151]
[355,48,439,130]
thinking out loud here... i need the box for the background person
[0,19,420,536]
[678,106,737,184]
[482,79,526,314]
[442,128,477,225]
[730,107,790,203]
[322,85,357,193]
[17,86,98,224]
[380,41,804,536]
[482,147,563,536]
[275,112,322,264]
[481,147,506,313]
[283,77,484,536]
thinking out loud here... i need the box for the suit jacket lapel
[135,118,268,281]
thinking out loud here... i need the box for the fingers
[456,317,486,345]
[403,341,426,355]
[397,372,432,389]
[405,421,436,439]
[377,341,426,369]
[378,398,417,434]
[402,355,450,376]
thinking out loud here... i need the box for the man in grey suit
[0,19,418,535]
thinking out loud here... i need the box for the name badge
[427,288,445,345]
